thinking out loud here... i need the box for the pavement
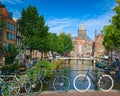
[40,90,120,96]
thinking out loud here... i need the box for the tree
[103,0,120,50]
[5,45,18,65]
[103,25,115,50]
[112,0,120,50]
[0,9,6,54]
[47,33,58,52]
[34,15,49,52]
[19,5,38,50]
[56,36,64,54]
[19,5,49,58]
[59,33,73,54]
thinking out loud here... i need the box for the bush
[1,62,20,74]
[27,60,60,78]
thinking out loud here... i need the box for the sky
[1,0,117,40]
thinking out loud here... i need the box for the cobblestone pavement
[40,90,120,96]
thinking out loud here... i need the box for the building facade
[93,32,108,58]
[13,18,23,48]
[72,23,93,57]
[0,4,16,65]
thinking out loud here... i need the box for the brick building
[72,23,93,57]
[93,32,108,58]
[13,18,23,48]
[0,4,16,65]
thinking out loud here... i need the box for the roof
[0,4,5,8]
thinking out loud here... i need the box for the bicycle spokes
[98,75,114,92]
[53,76,70,93]
[73,74,91,92]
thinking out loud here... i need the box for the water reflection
[61,60,96,90]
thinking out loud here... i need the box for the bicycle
[0,77,20,96]
[25,65,70,96]
[13,72,29,95]
[73,69,114,92]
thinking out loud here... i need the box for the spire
[79,23,86,30]
[95,29,97,37]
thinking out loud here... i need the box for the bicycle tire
[73,74,91,92]
[53,75,70,93]
[98,74,114,92]
[25,77,43,96]
[1,80,20,96]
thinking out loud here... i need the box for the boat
[96,61,104,68]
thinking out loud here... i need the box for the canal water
[60,60,96,91]
[60,59,120,91]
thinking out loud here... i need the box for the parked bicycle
[73,69,114,92]
[0,77,20,96]
[25,65,70,96]
[13,71,29,95]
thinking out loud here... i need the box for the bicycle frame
[86,70,99,87]
[13,73,28,88]
[0,78,14,95]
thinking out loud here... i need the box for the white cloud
[2,0,24,4]
[84,10,115,40]
[12,10,21,18]
[46,9,115,40]
[7,8,21,18]
[46,18,80,35]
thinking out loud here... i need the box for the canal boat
[96,61,104,68]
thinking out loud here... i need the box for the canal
[59,59,120,91]
[60,59,96,91]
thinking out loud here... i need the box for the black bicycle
[73,69,114,92]
[25,65,70,96]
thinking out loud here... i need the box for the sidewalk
[40,90,120,96]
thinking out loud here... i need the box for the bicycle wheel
[25,77,43,96]
[98,74,114,92]
[1,80,20,96]
[73,74,91,92]
[53,75,70,93]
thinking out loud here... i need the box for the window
[5,42,9,51]
[12,34,15,40]
[6,22,9,29]
[6,32,9,40]
[10,33,12,40]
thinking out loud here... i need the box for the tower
[78,23,86,39]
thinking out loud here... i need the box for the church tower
[78,23,86,39]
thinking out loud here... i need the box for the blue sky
[1,0,116,40]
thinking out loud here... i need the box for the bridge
[57,57,96,60]
[57,57,96,64]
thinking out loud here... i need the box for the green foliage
[47,32,73,54]
[0,13,6,49]
[19,5,38,37]
[56,36,64,54]
[1,62,20,74]
[47,33,58,52]
[103,0,120,51]
[103,25,115,50]
[59,33,73,53]
[27,60,59,78]
[19,5,49,53]
[5,45,18,65]
[0,46,4,55]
